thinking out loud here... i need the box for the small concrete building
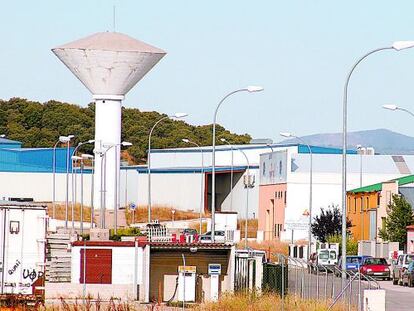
[48,239,235,303]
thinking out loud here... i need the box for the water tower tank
[52,32,166,227]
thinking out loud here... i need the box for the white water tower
[52,32,166,224]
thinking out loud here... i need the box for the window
[279,160,282,175]
[354,198,357,214]
[366,197,369,209]
[284,191,287,204]
[377,194,380,206]
[9,221,19,234]
[360,197,364,213]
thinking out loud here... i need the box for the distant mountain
[279,129,414,155]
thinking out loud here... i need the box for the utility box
[178,266,196,302]
[90,228,110,241]
[208,263,221,301]
[364,289,385,311]
[0,202,47,296]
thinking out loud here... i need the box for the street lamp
[71,139,95,231]
[57,134,75,229]
[280,132,313,259]
[147,113,188,223]
[101,141,132,233]
[81,153,95,229]
[382,104,414,117]
[341,41,414,280]
[182,138,204,234]
[72,155,83,233]
[219,138,234,213]
[211,86,263,242]
[52,135,73,220]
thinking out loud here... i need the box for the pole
[80,160,84,235]
[133,239,138,300]
[52,140,59,219]
[125,164,128,208]
[230,145,234,212]
[199,147,204,234]
[295,137,313,259]
[91,157,95,228]
[342,46,391,282]
[82,239,86,304]
[65,141,70,229]
[114,145,118,235]
[71,158,76,231]
[181,253,186,311]
[212,89,249,243]
[231,147,250,249]
[148,116,168,223]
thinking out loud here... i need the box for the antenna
[113,5,116,32]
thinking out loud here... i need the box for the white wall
[1,206,46,294]
[71,246,143,285]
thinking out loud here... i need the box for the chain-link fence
[269,254,382,311]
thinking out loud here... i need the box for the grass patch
[237,240,289,262]
[125,205,202,224]
[46,203,92,222]
[193,293,355,311]
[238,219,258,238]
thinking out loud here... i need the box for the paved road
[380,280,414,311]
[287,268,414,310]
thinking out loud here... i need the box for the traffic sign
[129,203,136,210]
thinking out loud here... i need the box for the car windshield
[319,251,329,260]
[407,255,414,264]
[364,258,387,265]
[347,257,361,264]
[330,251,337,260]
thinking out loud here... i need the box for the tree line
[0,98,251,163]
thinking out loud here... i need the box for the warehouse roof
[348,175,414,194]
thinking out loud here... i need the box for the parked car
[392,254,414,285]
[198,230,226,243]
[335,255,372,276]
[401,261,414,287]
[316,248,338,271]
[360,257,390,280]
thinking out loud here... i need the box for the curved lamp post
[211,86,263,242]
[182,139,204,234]
[147,113,188,223]
[52,135,74,221]
[101,141,132,233]
[71,139,95,231]
[383,104,414,117]
[341,41,414,280]
[81,153,95,229]
[219,138,234,213]
[280,132,313,259]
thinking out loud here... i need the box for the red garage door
[80,249,112,284]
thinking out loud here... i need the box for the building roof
[0,138,21,145]
[348,175,414,194]
[151,143,357,155]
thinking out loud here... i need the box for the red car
[360,257,391,280]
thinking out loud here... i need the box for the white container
[0,202,47,295]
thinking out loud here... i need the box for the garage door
[80,249,112,284]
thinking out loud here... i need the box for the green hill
[0,98,251,163]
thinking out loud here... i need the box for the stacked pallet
[45,230,74,283]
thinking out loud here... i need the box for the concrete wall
[258,184,286,241]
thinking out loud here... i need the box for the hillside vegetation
[0,98,251,163]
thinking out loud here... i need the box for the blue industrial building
[0,138,73,173]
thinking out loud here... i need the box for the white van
[317,248,338,268]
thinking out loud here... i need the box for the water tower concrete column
[93,95,123,215]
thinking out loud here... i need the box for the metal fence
[272,254,381,311]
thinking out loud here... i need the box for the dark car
[401,261,414,287]
[360,257,391,280]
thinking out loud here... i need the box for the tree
[0,98,251,164]
[311,204,352,243]
[378,194,414,245]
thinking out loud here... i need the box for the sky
[2,1,414,142]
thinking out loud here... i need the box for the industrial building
[347,175,414,241]
[258,150,414,242]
